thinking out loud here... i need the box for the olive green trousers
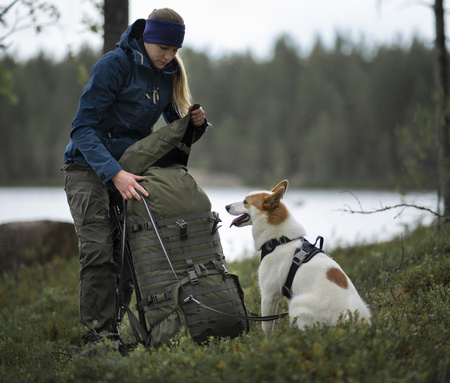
[63,161,123,334]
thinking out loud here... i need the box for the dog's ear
[271,180,288,195]
[263,186,285,210]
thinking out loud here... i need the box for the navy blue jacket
[63,19,204,184]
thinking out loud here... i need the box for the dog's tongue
[230,217,240,227]
[229,214,249,227]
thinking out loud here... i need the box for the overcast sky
[2,0,438,61]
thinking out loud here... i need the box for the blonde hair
[148,8,191,117]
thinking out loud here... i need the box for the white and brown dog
[226,180,371,335]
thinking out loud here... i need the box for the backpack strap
[125,306,150,346]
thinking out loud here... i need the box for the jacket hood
[117,19,145,52]
[117,19,179,75]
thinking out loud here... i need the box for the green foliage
[0,47,99,183]
[183,36,435,189]
[0,59,18,104]
[1,223,449,382]
[395,104,438,190]
[0,257,82,382]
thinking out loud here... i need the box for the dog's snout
[225,204,231,212]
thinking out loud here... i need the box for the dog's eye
[243,199,248,205]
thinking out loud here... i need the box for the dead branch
[337,191,442,219]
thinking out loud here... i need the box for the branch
[378,0,434,12]
[337,191,442,219]
[0,0,62,48]
[0,20,57,44]
[340,203,441,217]
[399,0,434,10]
[0,0,20,20]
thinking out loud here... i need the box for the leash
[187,294,288,321]
[137,191,288,323]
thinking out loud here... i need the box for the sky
[1,0,438,61]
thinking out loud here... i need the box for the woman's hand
[111,170,149,202]
[189,105,206,127]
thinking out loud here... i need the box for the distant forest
[0,35,437,189]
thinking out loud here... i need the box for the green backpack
[118,115,251,347]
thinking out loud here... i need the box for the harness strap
[261,236,296,261]
[282,236,325,299]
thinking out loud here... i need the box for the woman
[62,8,207,343]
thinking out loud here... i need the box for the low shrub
[0,225,449,382]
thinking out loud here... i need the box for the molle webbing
[182,277,247,338]
[125,186,249,346]
[127,211,221,251]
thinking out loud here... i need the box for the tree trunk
[103,0,129,54]
[434,0,450,219]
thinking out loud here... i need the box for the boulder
[0,220,78,272]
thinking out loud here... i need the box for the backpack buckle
[152,292,169,304]
[211,212,222,234]
[176,219,188,240]
[186,259,199,284]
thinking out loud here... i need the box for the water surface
[0,187,438,261]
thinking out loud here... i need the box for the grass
[0,224,449,382]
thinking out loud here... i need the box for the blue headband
[143,19,185,48]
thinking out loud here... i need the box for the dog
[226,180,371,335]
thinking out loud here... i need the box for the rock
[0,220,78,272]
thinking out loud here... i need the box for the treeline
[0,35,438,189]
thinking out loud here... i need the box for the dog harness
[260,236,326,299]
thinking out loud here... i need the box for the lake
[0,186,439,261]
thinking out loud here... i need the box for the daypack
[118,115,251,347]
